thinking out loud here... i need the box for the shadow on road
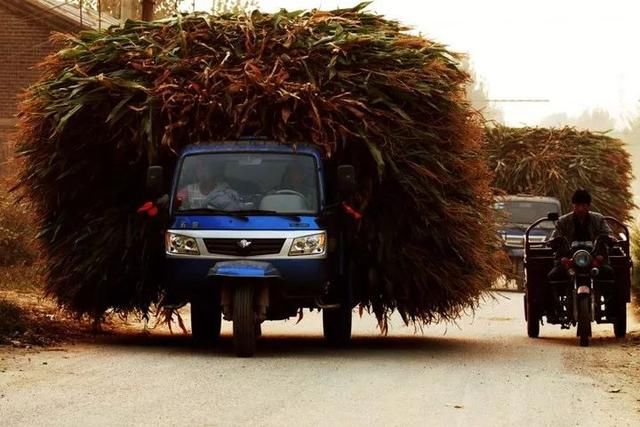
[84,330,493,360]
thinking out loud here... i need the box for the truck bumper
[163,257,329,298]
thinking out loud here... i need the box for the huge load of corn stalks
[486,125,634,222]
[16,3,500,324]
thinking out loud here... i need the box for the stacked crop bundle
[486,125,634,222]
[17,3,500,324]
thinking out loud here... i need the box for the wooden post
[142,0,155,20]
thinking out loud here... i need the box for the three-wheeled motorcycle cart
[523,214,632,346]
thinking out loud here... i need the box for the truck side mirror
[146,166,164,198]
[337,165,356,195]
[547,212,559,221]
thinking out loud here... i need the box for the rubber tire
[614,302,627,338]
[233,285,257,357]
[191,296,222,346]
[577,296,591,347]
[323,306,352,346]
[526,295,540,338]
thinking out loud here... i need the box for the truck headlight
[166,232,200,255]
[289,233,326,256]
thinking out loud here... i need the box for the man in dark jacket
[548,189,614,282]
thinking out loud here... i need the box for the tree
[540,112,570,127]
[70,1,258,20]
[622,114,640,146]
[155,1,181,18]
[212,0,258,14]
[462,59,504,123]
[573,108,616,131]
[70,0,121,18]
[540,108,616,131]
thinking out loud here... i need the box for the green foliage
[0,182,38,267]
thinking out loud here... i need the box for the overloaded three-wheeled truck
[145,140,359,357]
[524,213,632,346]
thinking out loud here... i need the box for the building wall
[0,5,81,166]
[0,5,62,121]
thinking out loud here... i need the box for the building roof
[2,0,119,31]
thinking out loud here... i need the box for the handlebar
[525,217,553,242]
[524,215,630,252]
[603,216,630,242]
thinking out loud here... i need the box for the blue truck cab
[494,195,562,290]
[146,140,356,356]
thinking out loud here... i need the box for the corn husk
[16,4,500,325]
[486,124,635,222]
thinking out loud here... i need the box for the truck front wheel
[233,285,257,357]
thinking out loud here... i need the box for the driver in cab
[548,189,614,282]
[279,162,317,210]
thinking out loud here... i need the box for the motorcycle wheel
[191,293,222,346]
[525,295,540,338]
[233,285,257,357]
[613,302,627,338]
[577,296,591,347]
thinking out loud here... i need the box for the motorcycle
[524,213,631,347]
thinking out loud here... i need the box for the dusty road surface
[1,293,639,427]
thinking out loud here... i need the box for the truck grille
[203,238,285,256]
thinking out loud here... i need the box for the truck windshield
[494,200,559,227]
[174,152,320,215]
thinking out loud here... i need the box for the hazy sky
[186,0,640,129]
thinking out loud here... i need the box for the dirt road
[1,293,638,427]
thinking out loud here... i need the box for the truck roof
[180,141,324,158]
[496,194,561,205]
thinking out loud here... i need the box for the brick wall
[0,5,72,121]
[0,4,84,171]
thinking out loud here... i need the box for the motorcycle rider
[548,189,614,282]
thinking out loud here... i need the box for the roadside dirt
[0,291,93,347]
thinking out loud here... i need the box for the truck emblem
[237,239,252,249]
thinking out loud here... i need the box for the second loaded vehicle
[494,195,562,290]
